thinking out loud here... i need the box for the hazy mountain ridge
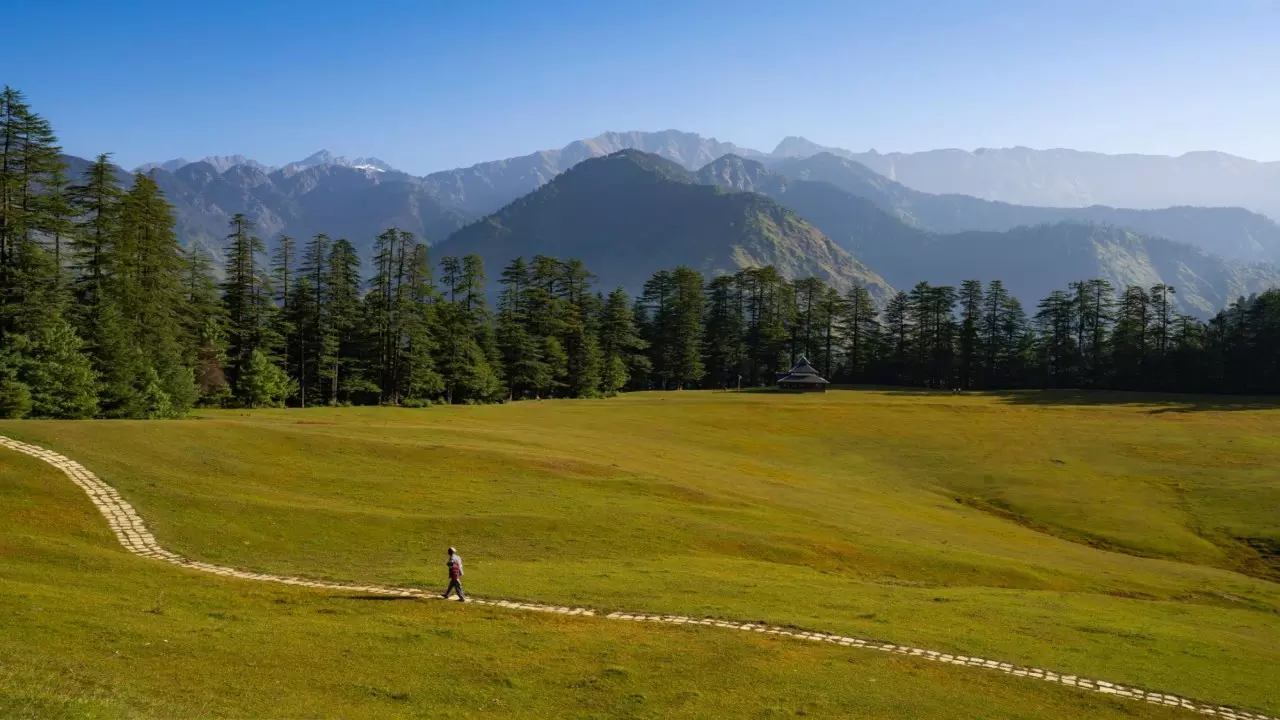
[697,155,1280,315]
[769,137,1280,221]
[767,152,1280,264]
[435,150,891,299]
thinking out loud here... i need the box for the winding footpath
[2,434,1273,720]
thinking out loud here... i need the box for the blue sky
[4,0,1278,172]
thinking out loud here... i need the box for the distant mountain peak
[281,150,395,174]
[135,158,191,174]
[772,136,837,158]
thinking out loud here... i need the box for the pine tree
[496,257,548,398]
[403,242,443,403]
[639,269,674,387]
[957,280,984,389]
[790,277,825,364]
[5,222,68,334]
[882,290,910,385]
[220,214,271,403]
[367,228,401,403]
[702,275,746,389]
[0,377,32,418]
[1,89,69,337]
[270,234,300,403]
[814,285,844,380]
[558,259,602,397]
[979,280,1024,387]
[598,287,648,395]
[0,87,26,307]
[1034,289,1079,387]
[843,285,880,382]
[1147,283,1177,389]
[68,153,123,315]
[1112,285,1150,388]
[63,156,142,416]
[669,267,706,389]
[738,266,789,385]
[321,238,366,403]
[905,282,934,386]
[0,318,98,419]
[37,159,76,275]
[238,348,294,408]
[1069,279,1114,387]
[118,173,197,415]
[437,300,503,403]
[435,254,502,403]
[181,246,229,405]
[297,233,332,406]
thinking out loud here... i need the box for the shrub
[0,379,33,419]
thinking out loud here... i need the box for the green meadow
[2,389,1278,718]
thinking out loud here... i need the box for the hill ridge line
[0,433,1270,720]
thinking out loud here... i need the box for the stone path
[1,434,1273,720]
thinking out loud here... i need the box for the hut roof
[778,373,829,384]
[785,356,821,376]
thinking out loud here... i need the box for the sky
[4,0,1279,173]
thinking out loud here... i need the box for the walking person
[442,546,466,601]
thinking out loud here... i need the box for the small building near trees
[776,356,829,392]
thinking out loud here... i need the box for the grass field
[2,389,1278,717]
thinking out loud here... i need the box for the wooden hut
[776,356,829,392]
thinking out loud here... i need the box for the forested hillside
[769,152,1280,263]
[700,155,1280,314]
[435,150,892,300]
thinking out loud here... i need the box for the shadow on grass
[864,386,1280,413]
[341,595,420,601]
[991,390,1280,413]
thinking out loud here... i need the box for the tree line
[2,87,1278,418]
[684,271,1280,395]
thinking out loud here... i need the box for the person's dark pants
[443,579,465,600]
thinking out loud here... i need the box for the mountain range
[135,130,1280,263]
[141,130,1280,222]
[89,129,1280,316]
[136,151,397,177]
[73,155,467,259]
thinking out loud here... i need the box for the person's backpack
[448,561,461,581]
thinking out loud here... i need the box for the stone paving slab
[0,433,1273,720]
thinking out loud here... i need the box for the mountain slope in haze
[70,155,471,259]
[698,155,1280,316]
[769,138,1280,223]
[422,130,766,216]
[768,153,1280,264]
[434,150,890,299]
[910,224,1280,317]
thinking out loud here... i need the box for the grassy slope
[1,448,1185,719]
[3,390,1278,716]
